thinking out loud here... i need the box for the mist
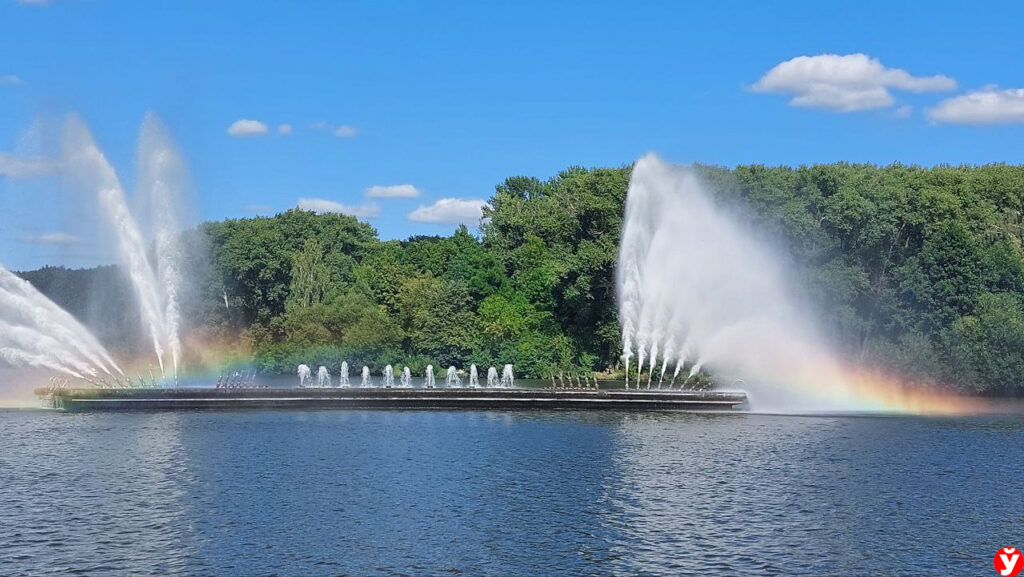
[618,154,929,412]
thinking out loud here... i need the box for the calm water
[0,409,1021,576]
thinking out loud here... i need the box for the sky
[1,0,1023,270]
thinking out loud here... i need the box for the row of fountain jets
[298,363,515,389]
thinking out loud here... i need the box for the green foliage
[287,238,330,309]
[22,162,1024,393]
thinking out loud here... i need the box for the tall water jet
[339,361,350,387]
[297,364,312,387]
[446,366,461,388]
[137,114,185,377]
[0,264,121,379]
[671,357,685,387]
[646,341,658,389]
[382,365,395,388]
[687,362,703,384]
[487,366,499,388]
[400,366,412,388]
[361,366,372,388]
[424,365,435,388]
[62,116,173,376]
[501,364,514,388]
[317,366,331,388]
[616,154,879,411]
[468,364,479,388]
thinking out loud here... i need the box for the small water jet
[382,365,395,388]
[501,365,514,388]
[317,366,331,388]
[339,362,350,388]
[468,364,479,388]
[361,366,372,388]
[487,366,499,388]
[446,366,461,388]
[400,366,412,388]
[297,364,312,387]
[424,365,436,388]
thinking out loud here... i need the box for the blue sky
[1,0,1023,270]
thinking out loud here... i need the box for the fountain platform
[35,387,748,412]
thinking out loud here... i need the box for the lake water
[0,408,1021,576]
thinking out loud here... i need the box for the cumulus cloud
[309,122,359,138]
[365,184,420,198]
[0,152,58,178]
[19,232,80,246]
[408,198,487,226]
[751,53,956,112]
[244,204,274,215]
[277,123,293,135]
[0,75,23,86]
[298,197,379,218]
[927,87,1024,125]
[334,124,358,138]
[227,119,269,136]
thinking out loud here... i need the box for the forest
[21,162,1024,394]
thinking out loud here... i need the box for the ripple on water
[0,409,1021,576]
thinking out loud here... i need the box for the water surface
[1,409,1020,576]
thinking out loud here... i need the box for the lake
[0,408,1021,576]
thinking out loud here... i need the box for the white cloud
[751,53,956,112]
[927,86,1024,125]
[408,198,487,226]
[0,75,23,86]
[244,204,274,215]
[365,184,420,198]
[309,122,359,138]
[277,123,293,135]
[0,153,58,178]
[298,197,379,218]
[334,124,358,138]
[19,232,80,246]
[894,105,913,118]
[227,119,269,136]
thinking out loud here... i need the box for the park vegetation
[22,162,1024,394]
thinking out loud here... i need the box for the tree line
[22,162,1024,393]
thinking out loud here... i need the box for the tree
[288,238,330,309]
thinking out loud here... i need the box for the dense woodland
[22,162,1024,394]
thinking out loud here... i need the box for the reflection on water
[0,409,1021,576]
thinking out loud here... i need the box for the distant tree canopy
[21,162,1024,393]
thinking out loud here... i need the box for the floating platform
[35,387,748,412]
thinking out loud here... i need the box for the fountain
[501,364,514,388]
[63,115,183,378]
[487,366,499,388]
[339,361,350,387]
[361,366,372,388]
[382,365,395,388]
[424,365,436,388]
[400,366,412,388]
[0,264,122,379]
[297,364,312,387]
[138,114,185,379]
[615,154,857,409]
[468,364,479,388]
[317,366,331,388]
[446,366,461,388]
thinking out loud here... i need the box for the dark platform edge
[35,387,748,412]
